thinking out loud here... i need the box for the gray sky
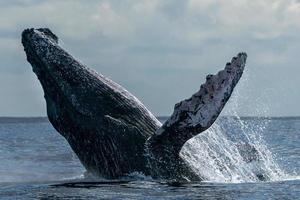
[0,0,300,117]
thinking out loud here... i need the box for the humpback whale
[22,28,247,181]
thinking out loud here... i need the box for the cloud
[0,0,300,116]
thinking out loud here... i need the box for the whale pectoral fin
[154,52,246,146]
[146,53,247,180]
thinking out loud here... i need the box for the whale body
[22,28,247,181]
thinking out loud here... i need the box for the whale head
[22,28,99,119]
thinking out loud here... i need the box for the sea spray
[180,70,286,183]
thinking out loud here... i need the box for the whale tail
[146,53,247,180]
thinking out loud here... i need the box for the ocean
[0,117,299,199]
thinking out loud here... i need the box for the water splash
[180,70,287,183]
[181,117,286,183]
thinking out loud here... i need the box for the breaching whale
[22,28,247,181]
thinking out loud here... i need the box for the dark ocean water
[0,117,299,199]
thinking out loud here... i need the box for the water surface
[0,117,299,199]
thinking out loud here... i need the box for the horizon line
[1,116,299,124]
[0,115,300,119]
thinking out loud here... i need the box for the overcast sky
[0,0,300,117]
